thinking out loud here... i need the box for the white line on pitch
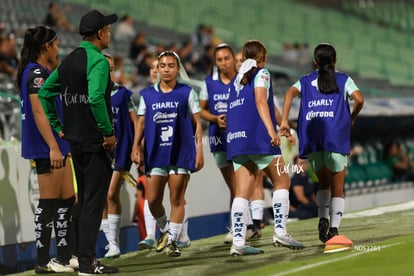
[271,243,402,276]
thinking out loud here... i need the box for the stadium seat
[345,164,367,191]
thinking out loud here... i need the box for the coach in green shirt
[39,9,119,275]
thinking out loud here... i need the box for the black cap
[79,10,118,36]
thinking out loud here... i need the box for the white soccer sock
[179,205,190,242]
[101,218,110,243]
[316,190,331,219]
[169,222,182,243]
[273,189,289,236]
[231,197,248,247]
[330,197,345,229]
[144,200,156,239]
[107,214,121,246]
[155,214,169,233]
[246,201,253,225]
[250,200,265,221]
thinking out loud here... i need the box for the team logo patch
[33,77,44,88]
[261,74,269,81]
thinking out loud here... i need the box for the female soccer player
[226,40,304,256]
[131,51,204,257]
[199,43,237,230]
[17,25,75,273]
[101,54,138,258]
[280,43,364,243]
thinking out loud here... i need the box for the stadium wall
[0,141,233,272]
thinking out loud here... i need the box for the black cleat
[318,218,330,243]
[327,227,339,241]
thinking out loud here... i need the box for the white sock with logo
[273,189,289,236]
[231,197,248,247]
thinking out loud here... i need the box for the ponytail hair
[314,43,339,94]
[16,26,57,89]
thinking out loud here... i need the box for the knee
[169,195,184,208]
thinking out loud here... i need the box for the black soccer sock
[35,198,57,265]
[54,196,75,263]
[253,219,262,229]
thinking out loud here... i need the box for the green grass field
[17,201,414,276]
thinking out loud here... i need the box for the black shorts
[34,156,67,175]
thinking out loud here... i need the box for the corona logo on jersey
[305,110,334,120]
[227,130,247,143]
[305,98,336,120]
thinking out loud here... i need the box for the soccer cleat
[324,234,353,253]
[104,243,121,258]
[224,226,260,244]
[155,231,169,252]
[34,264,54,274]
[35,258,75,274]
[138,238,156,250]
[224,230,233,244]
[78,260,118,275]
[176,239,191,248]
[47,258,75,273]
[230,245,264,256]
[166,241,181,257]
[327,227,339,241]
[272,233,305,250]
[318,218,330,243]
[69,255,79,270]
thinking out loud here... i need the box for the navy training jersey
[111,85,135,170]
[297,70,352,157]
[20,62,70,159]
[139,83,198,172]
[226,68,280,161]
[203,75,230,152]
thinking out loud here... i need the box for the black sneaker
[78,260,119,275]
[34,264,54,274]
[318,218,329,243]
[327,227,339,241]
